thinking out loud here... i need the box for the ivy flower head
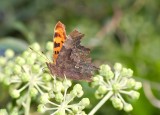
[0,49,15,83]
[38,79,90,115]
[91,63,142,112]
[3,43,53,107]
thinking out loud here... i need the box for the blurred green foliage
[0,0,160,115]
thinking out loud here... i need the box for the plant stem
[25,93,31,115]
[88,91,113,115]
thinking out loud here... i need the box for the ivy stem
[25,93,31,115]
[88,91,113,115]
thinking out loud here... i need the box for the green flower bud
[53,81,64,92]
[0,109,8,115]
[71,106,79,113]
[95,90,103,99]
[105,70,114,80]
[73,84,83,96]
[96,75,104,81]
[30,87,38,97]
[97,85,107,94]
[22,51,30,58]
[77,90,84,98]
[30,43,40,51]
[10,107,19,115]
[55,92,63,102]
[70,89,78,97]
[80,98,90,107]
[127,69,133,77]
[42,73,51,82]
[111,97,123,110]
[55,110,65,115]
[100,64,111,71]
[93,76,99,82]
[126,78,136,88]
[5,49,15,58]
[26,57,35,65]
[13,65,22,74]
[3,77,10,85]
[99,65,111,77]
[37,55,46,63]
[40,93,49,104]
[30,53,37,60]
[46,42,53,51]
[16,98,23,106]
[78,111,86,115]
[32,65,40,73]
[37,104,46,113]
[10,89,20,98]
[15,56,25,65]
[124,103,133,112]
[48,90,55,98]
[121,68,133,78]
[21,73,30,82]
[63,79,72,88]
[114,63,122,72]
[90,81,98,88]
[0,57,7,65]
[90,76,101,87]
[45,82,52,91]
[4,66,12,75]
[121,68,128,77]
[129,91,140,100]
[134,82,142,90]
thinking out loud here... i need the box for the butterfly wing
[47,22,97,82]
[55,30,98,81]
[53,21,66,63]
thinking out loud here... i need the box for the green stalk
[88,91,113,115]
[25,93,31,115]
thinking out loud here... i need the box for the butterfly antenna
[41,51,51,62]
[29,47,50,62]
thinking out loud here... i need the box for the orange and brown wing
[53,21,66,63]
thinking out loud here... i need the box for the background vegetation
[0,0,160,115]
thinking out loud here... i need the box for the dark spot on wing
[54,51,59,54]
[54,42,60,48]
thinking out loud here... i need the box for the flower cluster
[0,49,15,83]
[38,79,90,115]
[0,42,53,114]
[90,63,142,112]
[7,43,52,98]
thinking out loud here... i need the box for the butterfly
[46,21,97,81]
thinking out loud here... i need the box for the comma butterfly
[46,21,97,81]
